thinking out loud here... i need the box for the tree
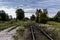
[35,9,48,24]
[54,11,60,22]
[10,15,13,20]
[16,9,24,20]
[49,18,54,21]
[23,17,29,21]
[5,14,9,21]
[43,9,48,14]
[39,12,48,24]
[0,10,9,21]
[35,9,42,23]
[30,15,35,21]
[35,9,42,17]
[35,9,42,22]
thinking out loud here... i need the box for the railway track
[30,26,53,40]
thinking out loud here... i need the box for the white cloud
[0,7,36,18]
[0,0,60,18]
[24,8,36,13]
[0,7,16,18]
[25,13,32,18]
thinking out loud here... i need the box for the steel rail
[35,26,53,40]
[30,26,36,40]
[30,26,54,40]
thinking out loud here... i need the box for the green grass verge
[0,21,21,31]
[38,21,60,40]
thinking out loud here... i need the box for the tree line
[0,8,60,23]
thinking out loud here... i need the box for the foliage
[35,9,42,16]
[30,15,35,21]
[35,9,48,24]
[47,21,60,40]
[16,9,25,20]
[47,21,60,28]
[39,13,48,24]
[23,17,29,21]
[48,18,54,21]
[0,10,9,21]
[54,11,60,22]
[0,20,22,31]
[9,15,13,20]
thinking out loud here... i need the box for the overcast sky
[0,0,60,18]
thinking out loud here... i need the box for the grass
[12,21,60,40]
[0,21,21,31]
[0,21,29,40]
[14,25,26,40]
[17,26,25,36]
[14,21,38,40]
[47,21,60,28]
[38,21,60,40]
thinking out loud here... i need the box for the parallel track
[8,25,19,32]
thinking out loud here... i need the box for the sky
[0,0,60,18]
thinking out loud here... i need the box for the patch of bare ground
[14,33,24,40]
[14,28,31,40]
[23,28,32,40]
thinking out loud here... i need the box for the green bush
[36,13,48,24]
